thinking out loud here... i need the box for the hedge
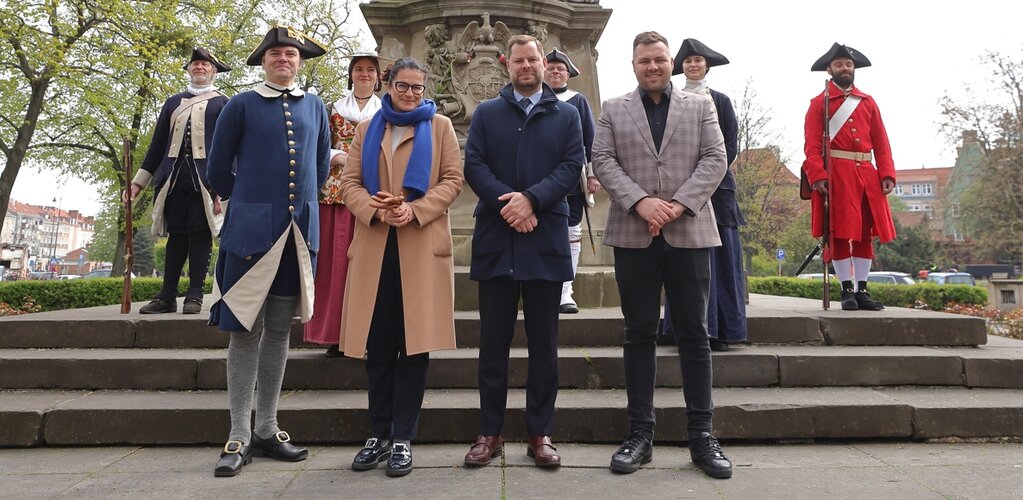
[748,277,988,310]
[0,278,214,313]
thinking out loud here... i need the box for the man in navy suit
[462,34,585,469]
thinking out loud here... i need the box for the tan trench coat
[338,114,463,357]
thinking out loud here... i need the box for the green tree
[940,50,1023,262]
[875,217,937,274]
[132,227,155,276]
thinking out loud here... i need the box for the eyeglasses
[391,81,426,95]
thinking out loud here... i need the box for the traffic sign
[776,249,786,261]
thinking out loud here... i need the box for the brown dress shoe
[464,435,503,466]
[526,436,561,468]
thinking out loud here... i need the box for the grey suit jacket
[593,87,727,249]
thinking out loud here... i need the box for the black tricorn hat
[811,42,871,71]
[246,25,327,66]
[182,47,231,73]
[671,38,729,75]
[545,48,580,78]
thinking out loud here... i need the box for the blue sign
[776,249,786,260]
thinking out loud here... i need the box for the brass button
[289,149,296,155]
[851,128,857,133]
[854,138,861,143]
[848,118,854,123]
[289,182,296,189]
[288,140,295,146]
[287,130,294,136]
[288,205,295,212]
[286,121,293,127]
[285,111,292,117]
[289,194,295,200]
[283,103,289,108]
[289,160,296,166]
[244,256,252,261]
[289,171,296,178]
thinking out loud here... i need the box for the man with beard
[206,26,330,477]
[803,43,896,311]
[127,48,228,315]
[592,31,732,479]
[462,34,585,469]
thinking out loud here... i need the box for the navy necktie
[519,97,531,114]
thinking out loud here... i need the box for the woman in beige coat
[339,57,463,477]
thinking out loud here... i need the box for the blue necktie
[519,96,531,114]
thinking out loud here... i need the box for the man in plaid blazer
[592,31,732,479]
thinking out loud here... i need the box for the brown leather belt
[831,149,873,162]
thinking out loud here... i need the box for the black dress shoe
[251,431,308,462]
[214,440,252,477]
[182,297,202,314]
[352,438,391,471]
[709,339,731,352]
[840,290,859,311]
[559,302,579,314]
[689,432,732,479]
[610,430,653,473]
[324,344,343,358]
[140,298,176,314]
[386,442,412,477]
[855,291,885,311]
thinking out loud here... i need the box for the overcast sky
[15,0,1023,216]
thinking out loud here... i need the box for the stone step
[4,386,1022,446]
[2,340,1020,391]
[0,295,987,349]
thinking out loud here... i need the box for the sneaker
[689,432,732,479]
[386,442,412,477]
[609,429,653,473]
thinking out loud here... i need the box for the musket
[820,79,834,310]
[793,241,821,277]
[582,198,596,255]
[121,138,134,314]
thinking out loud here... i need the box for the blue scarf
[361,94,436,202]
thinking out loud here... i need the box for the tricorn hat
[246,25,328,66]
[182,47,231,73]
[811,42,871,71]
[545,48,580,78]
[347,51,381,91]
[671,38,729,75]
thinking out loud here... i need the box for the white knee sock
[562,224,583,305]
[853,257,872,289]
[832,257,853,283]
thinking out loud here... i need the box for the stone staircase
[2,277,1023,447]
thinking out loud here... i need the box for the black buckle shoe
[559,302,579,314]
[325,344,343,358]
[610,430,653,474]
[214,440,252,477]
[140,298,176,314]
[352,438,391,471]
[251,431,308,462]
[840,290,859,311]
[386,442,413,477]
[689,432,732,479]
[855,290,885,311]
[182,297,202,315]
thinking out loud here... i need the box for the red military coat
[802,82,897,244]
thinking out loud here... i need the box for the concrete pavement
[1,442,1022,498]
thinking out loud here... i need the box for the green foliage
[749,251,781,277]
[0,277,213,312]
[748,277,988,310]
[875,217,937,274]
[132,228,155,276]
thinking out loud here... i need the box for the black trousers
[366,228,429,441]
[477,277,561,437]
[158,167,212,302]
[614,236,714,435]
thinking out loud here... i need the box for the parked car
[867,271,916,285]
[926,272,976,286]
[57,274,81,280]
[796,273,837,281]
[28,271,58,280]
[82,269,136,279]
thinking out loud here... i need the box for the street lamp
[49,197,62,271]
